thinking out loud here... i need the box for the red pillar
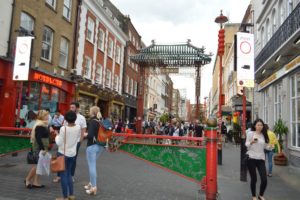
[136,66,145,134]
[205,127,218,200]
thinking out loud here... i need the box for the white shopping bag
[36,151,52,176]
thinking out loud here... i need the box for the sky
[111,0,251,103]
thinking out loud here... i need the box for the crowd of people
[23,102,280,200]
[24,102,110,200]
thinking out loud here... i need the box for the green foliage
[159,113,169,124]
[274,118,289,150]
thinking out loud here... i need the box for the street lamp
[215,10,228,165]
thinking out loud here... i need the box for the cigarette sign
[236,32,254,88]
[13,36,34,81]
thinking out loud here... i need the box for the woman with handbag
[84,106,105,195]
[245,119,270,200]
[25,110,50,188]
[55,111,81,200]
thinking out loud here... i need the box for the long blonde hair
[90,106,102,119]
[30,110,49,143]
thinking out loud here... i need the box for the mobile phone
[254,138,258,142]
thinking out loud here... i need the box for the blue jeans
[71,142,81,176]
[265,149,274,174]
[86,144,104,187]
[58,152,76,198]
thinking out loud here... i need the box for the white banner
[13,36,34,81]
[236,32,254,88]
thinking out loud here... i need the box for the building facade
[252,0,300,166]
[74,0,127,120]
[0,0,78,127]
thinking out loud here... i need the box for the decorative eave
[130,43,212,67]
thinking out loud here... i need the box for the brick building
[0,0,78,127]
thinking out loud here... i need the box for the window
[114,75,119,91]
[261,27,265,47]
[272,9,277,34]
[290,73,300,148]
[133,37,135,46]
[63,0,72,20]
[116,45,121,64]
[274,82,283,122]
[84,56,92,79]
[127,49,131,65]
[59,37,69,68]
[105,69,111,88]
[266,19,271,41]
[134,81,137,97]
[288,0,293,15]
[130,79,133,95]
[41,26,53,61]
[46,0,56,9]
[279,0,285,25]
[95,64,103,84]
[125,75,129,93]
[87,17,95,42]
[263,88,269,124]
[129,31,132,41]
[108,38,114,58]
[98,29,105,51]
[20,12,34,34]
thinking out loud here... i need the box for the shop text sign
[13,36,34,81]
[33,72,63,87]
[236,32,254,88]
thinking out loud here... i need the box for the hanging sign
[236,32,254,88]
[13,36,34,81]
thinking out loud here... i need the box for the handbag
[27,150,39,164]
[50,127,66,173]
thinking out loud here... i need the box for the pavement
[0,140,300,200]
[217,143,300,200]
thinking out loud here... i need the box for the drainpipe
[7,0,16,58]
[72,0,82,101]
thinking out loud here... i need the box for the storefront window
[290,73,300,148]
[78,95,95,117]
[18,82,68,127]
[28,82,40,111]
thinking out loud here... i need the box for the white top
[245,131,267,160]
[55,125,81,157]
[64,113,87,142]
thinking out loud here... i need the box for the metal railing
[255,3,300,72]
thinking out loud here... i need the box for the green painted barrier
[119,143,206,181]
[0,135,31,156]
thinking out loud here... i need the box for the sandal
[53,176,61,183]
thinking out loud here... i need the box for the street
[0,141,300,200]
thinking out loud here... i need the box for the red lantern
[218,29,225,56]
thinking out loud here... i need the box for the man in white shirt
[53,102,87,183]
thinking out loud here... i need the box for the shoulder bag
[50,126,66,173]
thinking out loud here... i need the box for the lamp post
[215,10,228,165]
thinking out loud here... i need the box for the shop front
[124,96,137,123]
[111,100,124,122]
[0,64,75,127]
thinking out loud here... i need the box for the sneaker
[53,177,61,183]
[72,177,75,182]
[268,173,272,177]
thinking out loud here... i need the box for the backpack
[95,120,112,145]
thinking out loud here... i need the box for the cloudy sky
[111,0,251,103]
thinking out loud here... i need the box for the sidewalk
[0,141,199,200]
[217,143,300,199]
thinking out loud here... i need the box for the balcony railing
[255,3,300,72]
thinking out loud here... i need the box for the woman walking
[25,110,50,188]
[245,119,270,200]
[55,111,81,200]
[84,106,105,195]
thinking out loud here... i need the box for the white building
[251,0,300,166]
